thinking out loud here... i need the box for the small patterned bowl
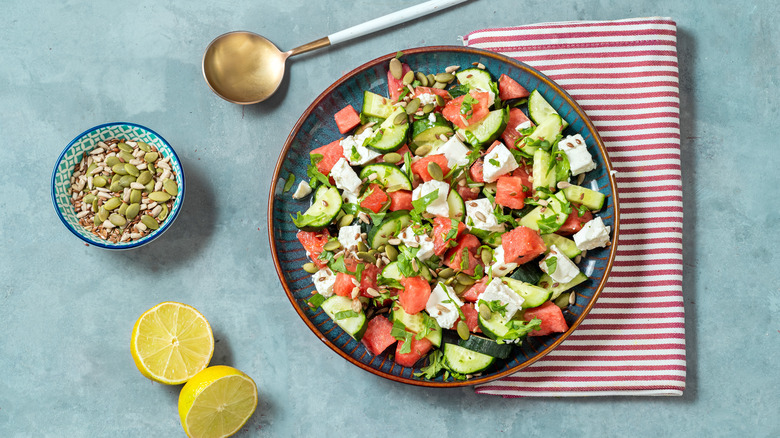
[51,122,185,249]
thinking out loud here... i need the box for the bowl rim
[51,121,186,250]
[268,45,620,387]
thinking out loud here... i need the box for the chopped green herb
[536,213,561,234]
[307,154,331,188]
[334,310,360,320]
[395,51,404,59]
[306,293,326,309]
[283,173,296,193]
[414,350,445,379]
[460,94,478,116]
[545,256,558,275]
[488,158,501,167]
[480,299,508,317]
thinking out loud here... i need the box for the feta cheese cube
[465,198,504,232]
[490,245,518,277]
[411,180,450,217]
[417,93,437,106]
[398,227,435,261]
[342,190,359,205]
[312,268,336,297]
[475,278,524,320]
[539,245,581,284]
[341,127,381,166]
[482,142,519,182]
[292,180,312,199]
[428,112,437,123]
[425,283,464,329]
[559,134,596,176]
[338,225,362,251]
[431,135,470,168]
[515,120,532,133]
[331,158,361,196]
[573,217,611,250]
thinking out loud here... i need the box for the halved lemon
[131,302,214,385]
[178,365,258,438]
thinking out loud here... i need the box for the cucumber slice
[532,148,556,192]
[478,312,511,340]
[458,335,513,359]
[291,185,343,231]
[538,272,588,300]
[380,260,433,282]
[359,163,412,191]
[411,113,454,148]
[361,90,394,120]
[390,307,442,347]
[442,342,495,374]
[528,90,569,129]
[502,277,553,309]
[367,211,412,249]
[562,185,606,211]
[518,191,569,233]
[456,108,508,147]
[541,234,582,258]
[321,295,368,340]
[523,115,563,156]
[509,263,544,285]
[447,189,466,222]
[365,107,409,153]
[455,68,494,94]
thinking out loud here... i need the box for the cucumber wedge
[532,148,557,192]
[365,107,409,153]
[442,342,495,374]
[458,335,513,359]
[367,211,412,249]
[447,189,466,222]
[509,263,544,285]
[562,185,606,211]
[455,68,494,94]
[518,191,569,234]
[502,277,553,309]
[541,234,582,259]
[521,114,563,157]
[390,306,442,347]
[456,108,508,147]
[380,260,433,283]
[477,312,511,340]
[538,272,588,300]
[291,185,342,231]
[528,90,569,129]
[362,90,394,120]
[359,163,412,191]
[411,113,453,149]
[321,295,367,340]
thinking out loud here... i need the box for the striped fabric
[464,17,685,397]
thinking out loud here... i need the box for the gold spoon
[202,0,468,105]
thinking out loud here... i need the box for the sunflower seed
[445,65,460,73]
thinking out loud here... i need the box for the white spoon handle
[328,0,469,46]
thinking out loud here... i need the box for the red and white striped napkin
[464,17,685,396]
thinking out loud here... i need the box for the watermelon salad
[289,54,612,380]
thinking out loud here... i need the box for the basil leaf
[283,173,296,193]
[306,293,326,309]
[334,310,359,320]
[545,256,558,275]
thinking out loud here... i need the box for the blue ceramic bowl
[51,122,185,249]
[269,46,619,387]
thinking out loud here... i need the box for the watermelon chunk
[432,216,466,256]
[556,204,593,236]
[441,91,490,129]
[495,175,528,209]
[498,74,530,100]
[360,183,390,213]
[501,108,534,149]
[296,230,331,269]
[387,190,413,211]
[334,104,361,134]
[361,315,396,355]
[524,301,569,336]
[461,276,489,302]
[398,276,432,314]
[388,63,412,101]
[411,155,450,183]
[310,140,344,176]
[395,334,433,367]
[502,226,546,265]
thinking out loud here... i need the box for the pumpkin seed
[338,214,354,228]
[389,58,403,79]
[117,142,133,153]
[422,103,435,114]
[148,164,156,175]
[117,202,128,216]
[433,81,447,89]
[357,242,368,253]
[444,277,456,286]
[91,198,98,212]
[438,267,455,278]
[109,181,123,192]
[148,191,171,202]
[478,303,492,320]
[103,197,122,211]
[109,213,126,227]
[402,70,415,85]
[385,245,398,262]
[92,175,107,187]
[303,262,318,274]
[383,152,402,164]
[141,214,159,230]
[118,151,134,162]
[426,73,435,85]
[393,112,407,125]
[405,98,421,115]
[323,240,341,251]
[111,163,128,175]
[456,320,470,340]
[124,163,140,176]
[415,144,432,157]
[456,273,476,286]
[144,181,154,193]
[136,170,152,185]
[163,179,178,196]
[120,175,136,188]
[415,72,428,87]
[85,163,97,176]
[97,207,109,222]
[434,72,455,83]
[357,251,376,264]
[144,152,159,163]
[427,162,443,181]
[481,248,494,266]
[453,282,469,295]
[129,189,142,204]
[125,203,140,220]
[105,156,120,167]
[157,204,169,220]
[435,95,445,107]
[137,141,151,152]
[83,193,96,204]
[554,292,570,309]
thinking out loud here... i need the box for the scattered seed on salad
[415,71,428,87]
[445,65,459,73]
[388,58,403,80]
[426,73,435,85]
[402,70,415,85]
[67,138,177,242]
